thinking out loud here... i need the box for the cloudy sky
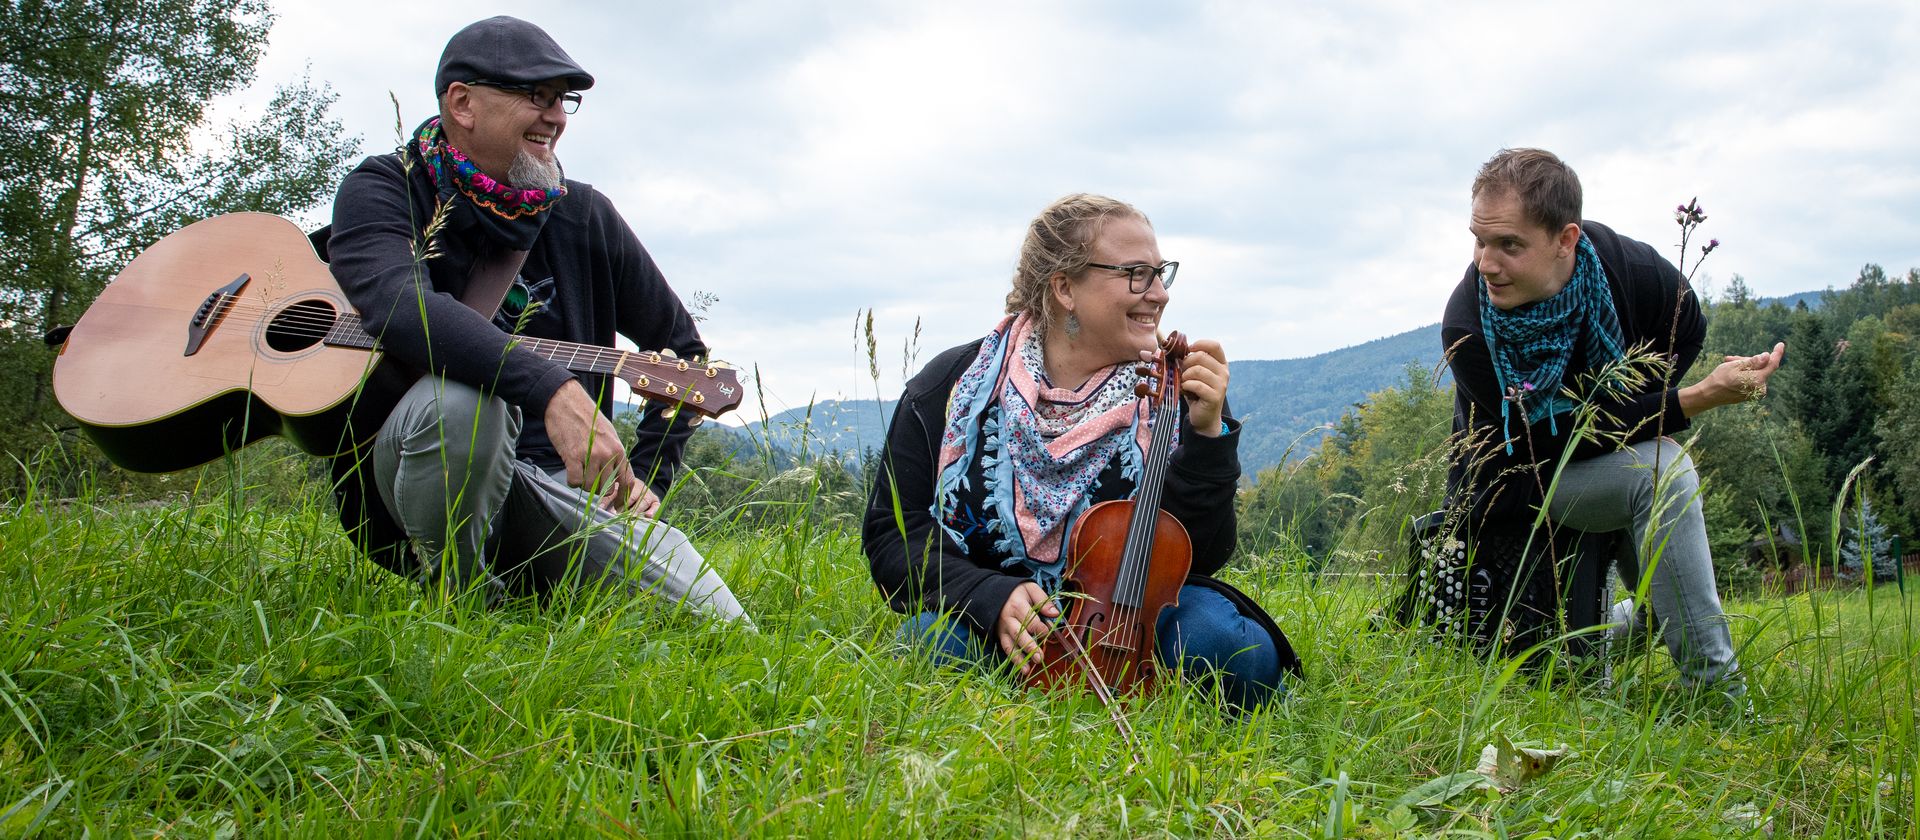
[234,1,1920,421]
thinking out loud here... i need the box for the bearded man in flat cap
[318,16,750,623]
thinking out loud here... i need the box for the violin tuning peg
[1135,382,1153,397]
[1134,364,1154,377]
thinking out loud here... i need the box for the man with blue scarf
[1441,149,1783,697]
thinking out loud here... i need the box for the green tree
[1341,363,1453,552]
[1875,351,1920,534]
[1687,398,1831,554]
[0,0,359,459]
[1238,459,1343,563]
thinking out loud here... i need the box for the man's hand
[544,380,638,512]
[617,481,663,519]
[997,581,1060,675]
[1176,338,1230,436]
[1680,341,1785,417]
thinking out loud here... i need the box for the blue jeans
[900,584,1285,707]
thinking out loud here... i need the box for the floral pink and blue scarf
[934,313,1162,589]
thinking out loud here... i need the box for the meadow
[1,449,1916,839]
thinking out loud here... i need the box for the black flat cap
[435,16,594,96]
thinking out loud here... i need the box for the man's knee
[389,378,518,463]
[1645,440,1702,513]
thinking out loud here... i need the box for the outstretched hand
[1681,341,1785,417]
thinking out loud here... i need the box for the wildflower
[1522,381,1535,391]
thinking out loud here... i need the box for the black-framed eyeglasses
[1086,261,1178,293]
[467,79,582,114]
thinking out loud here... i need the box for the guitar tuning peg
[659,348,678,359]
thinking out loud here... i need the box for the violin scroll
[1134,331,1189,404]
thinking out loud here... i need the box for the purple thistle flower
[1521,381,1535,391]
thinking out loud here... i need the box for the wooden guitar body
[52,214,386,472]
[50,213,744,475]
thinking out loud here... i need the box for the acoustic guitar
[51,213,743,473]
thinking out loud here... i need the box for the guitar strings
[188,295,728,372]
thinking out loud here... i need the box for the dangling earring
[1064,312,1081,338]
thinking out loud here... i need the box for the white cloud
[222,0,1920,412]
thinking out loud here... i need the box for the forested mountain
[688,288,1829,474]
[1229,324,1446,468]
[735,399,896,463]
[692,326,1446,473]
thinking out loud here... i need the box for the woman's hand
[997,581,1060,675]
[1178,338,1229,436]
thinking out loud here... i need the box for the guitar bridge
[185,273,251,357]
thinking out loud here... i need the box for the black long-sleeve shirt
[1444,220,1704,524]
[863,339,1244,634]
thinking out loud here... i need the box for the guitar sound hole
[264,299,336,353]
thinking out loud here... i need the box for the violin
[1025,332,1193,700]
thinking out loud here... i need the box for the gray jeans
[370,376,751,625]
[1545,438,1738,688]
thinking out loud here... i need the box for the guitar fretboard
[323,313,659,377]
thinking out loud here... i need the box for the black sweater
[1443,220,1704,524]
[323,151,706,565]
[863,339,1244,634]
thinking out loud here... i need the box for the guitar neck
[328,314,642,377]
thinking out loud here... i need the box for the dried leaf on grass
[1474,733,1571,791]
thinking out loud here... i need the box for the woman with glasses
[862,193,1300,708]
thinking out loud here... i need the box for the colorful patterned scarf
[1477,233,1625,453]
[933,314,1158,589]
[411,117,565,250]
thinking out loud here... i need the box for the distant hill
[734,399,896,462]
[657,288,1825,474]
[701,326,1446,474]
[1229,324,1446,469]
[1757,290,1824,310]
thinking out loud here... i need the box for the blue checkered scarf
[1477,233,1624,453]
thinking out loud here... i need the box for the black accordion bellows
[1392,511,1617,661]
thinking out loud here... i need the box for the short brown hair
[1005,193,1148,338]
[1471,148,1582,232]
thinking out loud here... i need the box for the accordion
[1394,511,1617,661]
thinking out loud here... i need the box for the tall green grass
[0,447,1915,837]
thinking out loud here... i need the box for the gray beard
[507,151,563,191]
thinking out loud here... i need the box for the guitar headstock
[616,350,744,419]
